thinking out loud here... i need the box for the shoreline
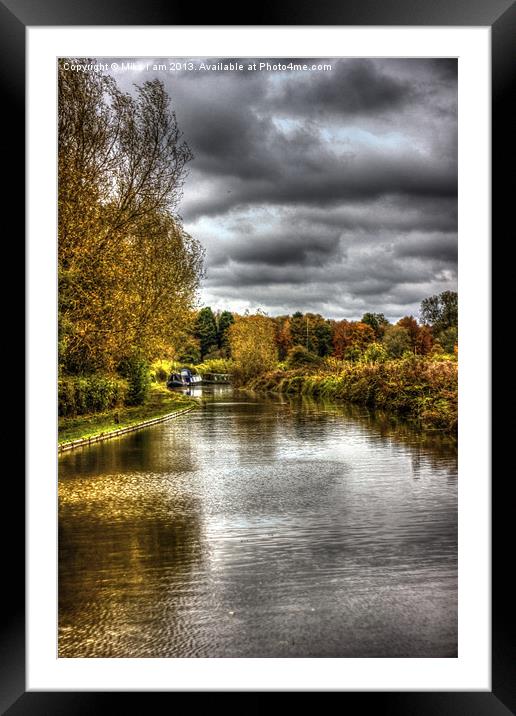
[247,358,458,435]
[58,383,198,451]
[58,404,196,452]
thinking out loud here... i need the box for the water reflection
[59,386,457,657]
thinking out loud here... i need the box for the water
[59,387,457,658]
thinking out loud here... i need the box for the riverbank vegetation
[249,357,457,434]
[59,383,196,445]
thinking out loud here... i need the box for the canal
[59,386,457,657]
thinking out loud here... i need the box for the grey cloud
[209,230,342,268]
[273,59,415,116]
[394,232,458,263]
[105,57,457,319]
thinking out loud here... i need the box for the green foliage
[436,326,458,354]
[58,375,127,417]
[59,383,197,444]
[343,346,363,362]
[420,290,458,332]
[176,337,201,364]
[362,342,388,363]
[217,311,235,355]
[149,359,171,383]
[383,325,412,358]
[194,307,218,359]
[287,312,333,356]
[312,319,333,357]
[198,357,235,374]
[361,312,389,339]
[286,345,322,369]
[118,354,151,406]
[175,357,235,375]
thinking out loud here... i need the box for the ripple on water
[59,389,457,657]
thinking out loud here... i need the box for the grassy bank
[248,357,457,434]
[58,383,198,445]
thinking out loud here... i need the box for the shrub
[362,342,388,363]
[286,345,322,369]
[118,354,150,406]
[58,375,127,417]
[149,359,171,383]
[196,358,235,374]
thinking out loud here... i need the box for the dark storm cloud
[107,57,458,319]
[394,232,458,263]
[273,59,414,116]
[181,149,457,221]
[210,230,342,268]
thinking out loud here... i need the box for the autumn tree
[58,59,202,374]
[228,313,278,383]
[274,316,293,360]
[414,324,434,355]
[332,320,375,360]
[397,316,420,352]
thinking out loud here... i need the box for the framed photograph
[9,0,509,710]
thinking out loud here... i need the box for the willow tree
[58,60,203,374]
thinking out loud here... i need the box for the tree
[382,325,411,358]
[176,336,201,364]
[332,320,375,359]
[217,311,235,356]
[415,324,434,355]
[194,307,218,359]
[420,291,458,332]
[58,60,202,374]
[361,312,389,339]
[286,345,322,369]
[289,312,315,353]
[397,316,420,352]
[288,312,334,356]
[311,316,333,357]
[275,316,293,360]
[228,313,278,383]
[438,326,458,354]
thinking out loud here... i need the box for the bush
[362,342,388,363]
[286,345,322,369]
[149,359,171,383]
[58,375,127,417]
[118,354,150,406]
[196,358,235,374]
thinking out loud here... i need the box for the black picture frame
[9,0,510,711]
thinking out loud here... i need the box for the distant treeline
[180,290,458,370]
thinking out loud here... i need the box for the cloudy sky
[109,58,457,321]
